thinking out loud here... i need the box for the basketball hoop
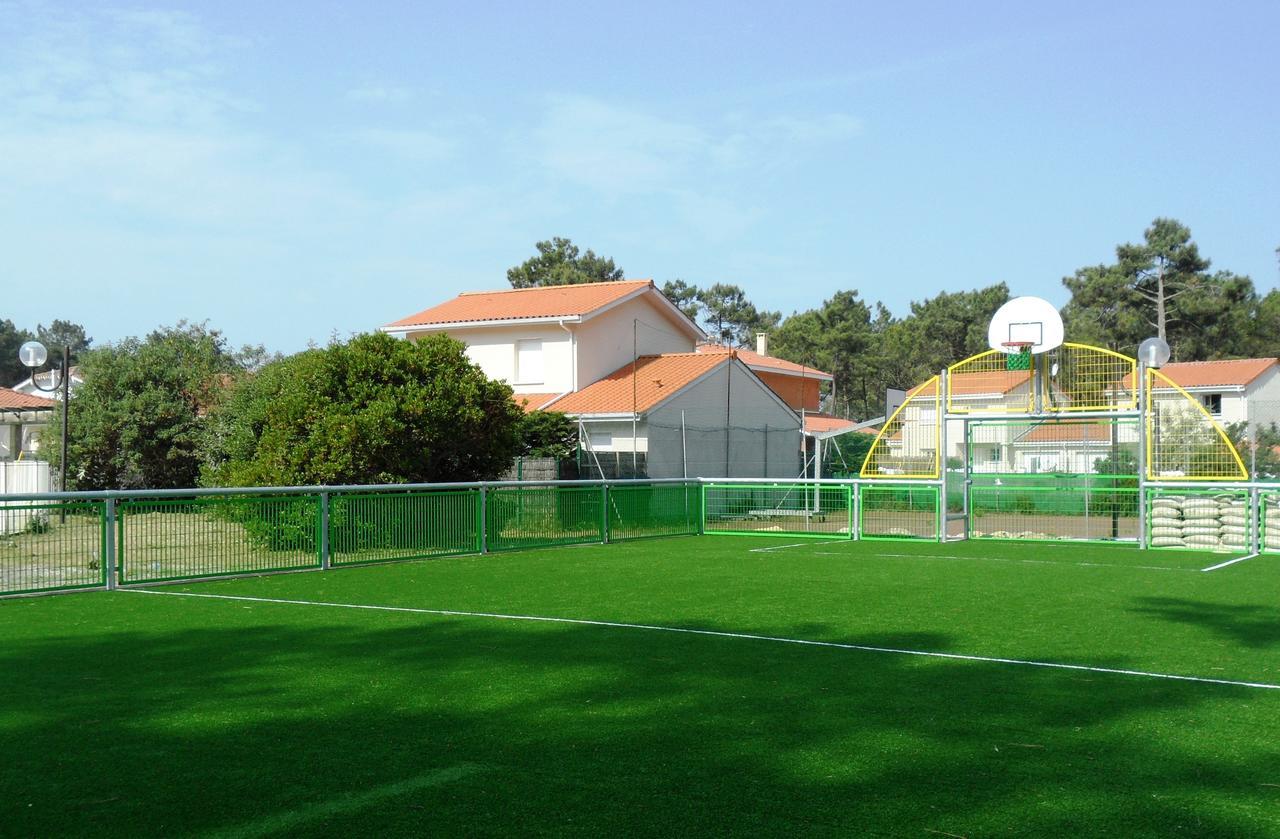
[1001,341,1034,371]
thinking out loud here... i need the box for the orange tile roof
[385,280,656,329]
[0,388,57,410]
[511,392,562,413]
[803,414,857,435]
[947,370,1032,396]
[697,343,832,380]
[1018,421,1115,443]
[546,352,731,415]
[1120,358,1278,389]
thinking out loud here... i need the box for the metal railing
[2,476,1276,598]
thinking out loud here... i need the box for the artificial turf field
[2,535,1277,837]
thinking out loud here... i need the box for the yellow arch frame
[1145,368,1248,481]
[860,376,941,480]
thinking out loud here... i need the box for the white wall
[407,324,574,393]
[645,360,801,479]
[403,293,696,395]
[1245,366,1280,427]
[0,460,52,535]
[574,295,696,389]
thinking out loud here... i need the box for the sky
[2,0,1277,354]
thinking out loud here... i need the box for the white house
[1137,358,1280,428]
[0,388,57,461]
[383,281,807,478]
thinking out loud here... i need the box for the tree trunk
[1155,260,1167,341]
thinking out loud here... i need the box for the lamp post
[18,341,71,501]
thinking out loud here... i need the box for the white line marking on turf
[1202,552,1262,572]
[123,589,1280,691]
[747,542,811,553]
[808,551,1193,573]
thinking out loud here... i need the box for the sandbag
[1151,526,1184,538]
[1151,536,1186,548]
[1185,534,1223,547]
[1182,524,1221,537]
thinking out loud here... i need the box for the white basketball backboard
[987,297,1064,354]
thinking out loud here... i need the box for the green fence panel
[1264,491,1280,554]
[119,494,322,583]
[968,484,1139,542]
[0,500,105,594]
[607,482,701,541]
[702,483,852,538]
[1146,488,1250,552]
[330,490,480,565]
[859,484,938,540]
[485,485,604,551]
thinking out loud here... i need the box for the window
[515,339,543,384]
[1201,393,1222,416]
[987,447,1000,463]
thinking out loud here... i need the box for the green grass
[2,536,1278,836]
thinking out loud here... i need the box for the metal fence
[3,476,1278,598]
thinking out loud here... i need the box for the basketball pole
[1136,361,1149,550]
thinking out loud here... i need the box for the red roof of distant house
[512,393,563,413]
[1019,421,1115,443]
[385,280,661,329]
[1121,358,1278,389]
[696,343,833,381]
[803,414,857,435]
[0,388,57,410]
[545,353,732,415]
[947,370,1032,396]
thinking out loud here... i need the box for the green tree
[517,410,578,458]
[36,320,92,365]
[0,319,35,386]
[0,318,93,386]
[507,237,624,288]
[202,332,523,487]
[660,279,702,320]
[1061,218,1259,359]
[43,321,240,490]
[696,283,780,346]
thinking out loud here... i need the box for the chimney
[756,333,769,357]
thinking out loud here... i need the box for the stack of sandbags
[1149,495,1185,548]
[1218,496,1250,550]
[1266,496,1280,552]
[1181,495,1225,549]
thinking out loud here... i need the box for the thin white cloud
[345,84,415,104]
[349,128,455,162]
[533,94,863,194]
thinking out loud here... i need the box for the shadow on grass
[0,605,1277,837]
[1130,596,1280,649]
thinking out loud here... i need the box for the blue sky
[2,1,1277,353]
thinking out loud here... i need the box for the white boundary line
[123,589,1280,691]
[748,542,839,553]
[833,552,1195,573]
[1202,552,1262,572]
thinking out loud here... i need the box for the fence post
[319,492,331,570]
[600,482,610,544]
[104,498,118,590]
[1250,487,1261,555]
[849,483,858,541]
[479,484,488,554]
[698,481,707,535]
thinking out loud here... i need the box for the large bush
[202,332,524,487]
[44,322,241,490]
